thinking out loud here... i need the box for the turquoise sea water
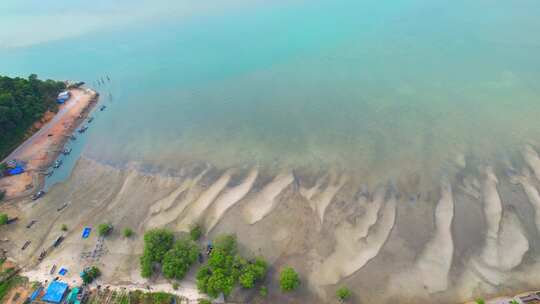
[2,0,540,182]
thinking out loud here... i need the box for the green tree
[140,229,174,278]
[0,214,7,225]
[190,225,203,241]
[98,223,113,236]
[238,258,267,289]
[123,227,134,238]
[336,287,352,302]
[0,75,66,158]
[81,266,101,284]
[162,238,199,280]
[279,267,300,292]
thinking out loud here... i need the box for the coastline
[0,87,98,201]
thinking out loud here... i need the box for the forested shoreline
[0,74,66,159]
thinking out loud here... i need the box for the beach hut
[82,227,92,239]
[57,91,71,104]
[7,165,25,175]
[41,281,68,303]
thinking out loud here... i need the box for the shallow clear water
[2,0,540,182]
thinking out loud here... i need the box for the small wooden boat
[53,160,63,169]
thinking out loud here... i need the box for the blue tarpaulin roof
[42,281,68,303]
[82,227,91,239]
[7,166,24,175]
[30,287,43,301]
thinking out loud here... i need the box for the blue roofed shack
[7,165,24,175]
[41,281,68,303]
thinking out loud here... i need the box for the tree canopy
[140,229,175,278]
[162,238,199,280]
[0,74,65,158]
[336,287,352,302]
[196,234,268,299]
[97,223,113,237]
[0,214,7,225]
[279,267,300,292]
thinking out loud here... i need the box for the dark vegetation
[0,260,26,302]
[336,287,352,302]
[196,234,268,299]
[140,229,199,281]
[81,266,101,284]
[98,223,113,237]
[0,213,7,225]
[190,224,202,241]
[123,227,134,238]
[0,74,65,158]
[279,267,300,292]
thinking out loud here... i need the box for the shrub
[82,266,101,284]
[61,224,68,231]
[150,292,172,303]
[196,234,269,299]
[123,228,134,238]
[190,225,203,241]
[279,267,300,292]
[162,238,199,280]
[336,287,352,302]
[259,286,268,297]
[172,282,179,290]
[475,299,485,304]
[97,223,113,236]
[0,214,7,225]
[0,190,5,201]
[239,258,267,289]
[198,299,212,304]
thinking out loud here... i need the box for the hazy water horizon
[2,0,540,185]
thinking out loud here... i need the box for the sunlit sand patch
[204,169,258,233]
[479,167,503,267]
[176,170,233,231]
[510,169,540,232]
[106,170,140,211]
[389,180,455,295]
[149,179,192,215]
[308,173,348,223]
[144,170,208,229]
[309,189,396,286]
[242,172,294,224]
[465,168,528,287]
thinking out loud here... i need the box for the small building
[41,281,69,303]
[7,165,25,175]
[57,91,71,104]
[66,287,80,304]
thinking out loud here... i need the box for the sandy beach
[0,88,98,200]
